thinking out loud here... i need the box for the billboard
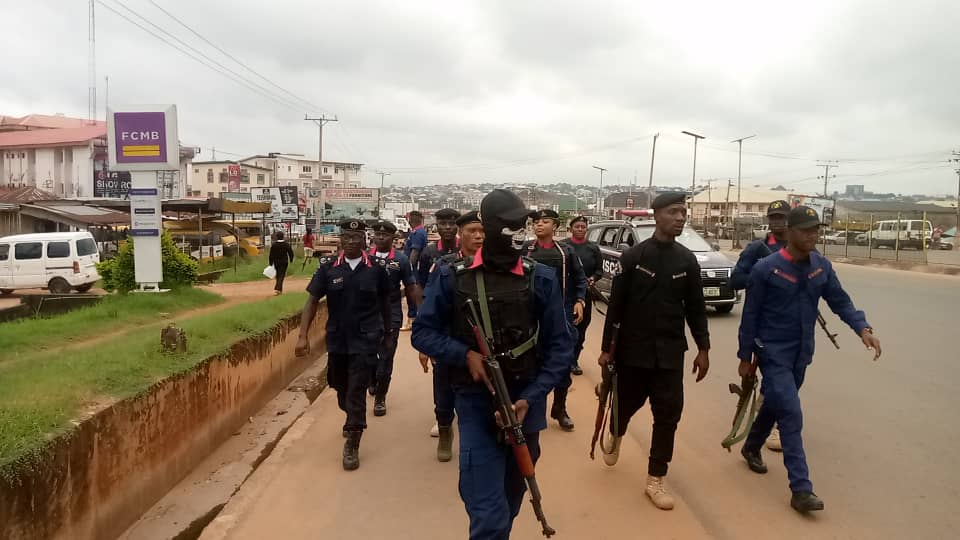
[93,169,131,198]
[251,186,299,222]
[320,188,378,220]
[106,105,179,171]
[788,194,835,225]
[227,164,241,191]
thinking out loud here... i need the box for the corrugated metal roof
[0,114,105,131]
[0,186,59,203]
[0,125,106,149]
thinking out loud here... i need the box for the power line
[144,0,329,115]
[97,0,307,113]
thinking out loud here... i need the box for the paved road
[201,263,959,540]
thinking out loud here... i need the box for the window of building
[207,192,214,198]
[257,174,265,184]
[219,173,228,183]
[303,182,310,189]
[14,242,42,260]
[207,170,214,183]
[240,173,250,184]
[287,166,292,171]
[193,168,200,174]
[240,188,248,192]
[47,241,70,258]
[302,166,312,173]
[323,167,328,174]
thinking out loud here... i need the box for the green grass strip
[198,248,321,284]
[0,292,309,466]
[0,287,224,359]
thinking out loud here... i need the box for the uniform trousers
[573,296,593,365]
[433,362,456,426]
[328,353,376,432]
[744,354,812,493]
[455,390,541,540]
[553,314,579,391]
[372,329,400,398]
[612,365,684,477]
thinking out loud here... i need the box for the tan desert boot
[645,475,675,510]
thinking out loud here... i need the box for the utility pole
[648,133,659,189]
[818,160,839,197]
[104,75,109,116]
[304,114,338,189]
[731,135,755,249]
[376,171,391,217]
[88,0,96,123]
[952,151,960,236]
[592,165,607,217]
[707,178,713,235]
[211,146,216,160]
[682,131,705,210]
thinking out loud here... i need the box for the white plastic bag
[263,265,277,279]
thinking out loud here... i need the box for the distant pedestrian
[301,227,316,270]
[401,210,427,330]
[269,231,295,295]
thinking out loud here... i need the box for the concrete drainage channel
[0,306,332,540]
[120,357,329,540]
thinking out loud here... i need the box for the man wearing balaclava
[412,189,572,539]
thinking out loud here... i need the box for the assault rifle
[463,299,556,538]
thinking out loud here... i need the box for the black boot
[343,431,361,471]
[374,396,387,417]
[741,446,768,474]
[550,389,575,431]
[437,426,454,462]
[791,491,824,513]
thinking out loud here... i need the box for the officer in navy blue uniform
[412,189,572,540]
[418,208,462,287]
[731,199,790,290]
[730,199,790,451]
[367,220,420,417]
[524,208,587,431]
[737,206,882,513]
[295,218,392,471]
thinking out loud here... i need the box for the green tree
[97,232,198,292]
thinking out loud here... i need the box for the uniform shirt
[523,240,587,308]
[738,249,868,366]
[411,249,573,433]
[601,237,710,369]
[731,232,785,290]
[403,225,428,259]
[567,237,603,283]
[307,252,391,355]
[418,237,459,288]
[370,247,416,328]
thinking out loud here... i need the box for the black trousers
[274,264,288,292]
[573,296,593,365]
[612,366,684,477]
[371,329,400,398]
[328,353,376,431]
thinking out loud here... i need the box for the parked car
[0,232,101,295]
[587,211,739,313]
[753,224,769,240]
[824,230,857,245]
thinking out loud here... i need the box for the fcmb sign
[107,105,179,171]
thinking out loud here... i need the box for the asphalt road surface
[201,263,959,540]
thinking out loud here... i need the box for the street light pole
[731,134,755,248]
[681,131,705,218]
[376,171,390,218]
[593,165,607,217]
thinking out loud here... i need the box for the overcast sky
[4,0,959,195]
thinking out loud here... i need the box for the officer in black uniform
[412,189,572,539]
[295,218,392,471]
[367,220,420,417]
[567,215,603,375]
[524,208,587,431]
[598,192,710,511]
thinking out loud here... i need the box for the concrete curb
[721,250,960,277]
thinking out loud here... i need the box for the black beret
[434,208,461,220]
[338,218,367,232]
[456,210,480,227]
[787,206,821,229]
[530,208,560,221]
[370,220,397,233]
[651,192,687,210]
[767,200,790,216]
[569,215,588,227]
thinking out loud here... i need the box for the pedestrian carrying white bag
[263,265,277,279]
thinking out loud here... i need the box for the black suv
[586,217,740,313]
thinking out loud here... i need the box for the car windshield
[633,225,714,252]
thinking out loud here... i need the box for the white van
[0,232,101,295]
[861,219,933,249]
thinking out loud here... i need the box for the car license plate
[703,287,721,297]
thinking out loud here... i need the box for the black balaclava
[479,189,531,272]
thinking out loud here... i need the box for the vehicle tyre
[0,288,13,296]
[48,277,72,294]
[870,239,879,250]
[75,283,93,293]
[714,304,735,314]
